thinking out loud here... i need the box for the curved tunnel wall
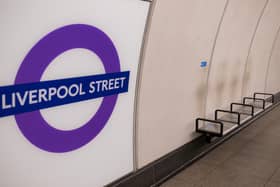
[136,0,280,168]
[136,0,228,167]
[205,0,267,115]
[266,27,280,93]
[243,0,280,97]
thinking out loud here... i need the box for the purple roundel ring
[14,24,120,153]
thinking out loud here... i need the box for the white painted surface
[1,0,280,185]
[243,0,280,97]
[0,0,149,186]
[41,49,104,131]
[137,0,227,167]
[206,0,266,115]
[266,30,280,93]
[137,0,280,169]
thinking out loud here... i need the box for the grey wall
[136,0,228,167]
[266,27,280,93]
[243,0,280,97]
[136,0,280,168]
[206,0,267,115]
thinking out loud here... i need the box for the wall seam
[203,0,230,117]
[240,0,269,97]
[264,25,280,92]
[133,0,157,171]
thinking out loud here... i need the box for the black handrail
[243,97,265,109]
[254,92,274,103]
[196,118,224,137]
[215,109,241,125]
[230,102,254,116]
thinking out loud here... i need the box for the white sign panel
[0,0,150,186]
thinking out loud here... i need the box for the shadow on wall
[195,82,207,117]
[242,57,253,96]
[214,60,227,108]
[229,59,241,100]
[242,57,254,97]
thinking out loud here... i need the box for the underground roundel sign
[0,24,130,153]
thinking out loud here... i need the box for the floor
[161,105,280,187]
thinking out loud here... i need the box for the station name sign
[0,71,129,118]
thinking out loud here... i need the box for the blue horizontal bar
[0,71,130,118]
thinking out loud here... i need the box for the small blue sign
[200,61,207,68]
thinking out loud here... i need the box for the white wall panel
[206,0,267,114]
[243,0,280,97]
[0,0,149,186]
[137,0,227,167]
[266,30,280,93]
